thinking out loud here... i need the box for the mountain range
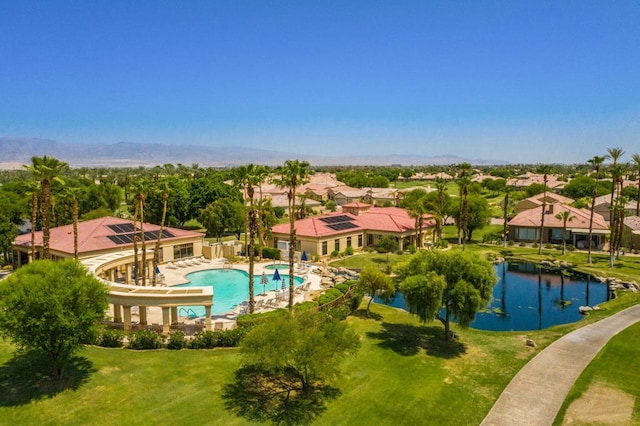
[0,138,504,168]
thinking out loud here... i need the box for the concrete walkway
[481,303,640,426]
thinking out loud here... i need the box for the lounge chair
[190,256,201,265]
[176,259,187,268]
[166,261,177,270]
[199,255,211,263]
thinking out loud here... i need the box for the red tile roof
[508,204,608,230]
[14,216,203,256]
[271,207,433,238]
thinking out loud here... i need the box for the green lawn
[555,322,640,424]
[2,291,638,425]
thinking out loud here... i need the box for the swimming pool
[176,269,304,316]
[263,264,289,270]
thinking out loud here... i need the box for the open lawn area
[2,291,638,425]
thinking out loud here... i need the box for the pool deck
[136,259,323,329]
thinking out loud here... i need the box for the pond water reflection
[377,262,610,331]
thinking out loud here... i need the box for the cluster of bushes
[260,247,281,260]
[432,239,448,249]
[93,327,247,350]
[482,231,504,245]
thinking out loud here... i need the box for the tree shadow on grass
[366,322,467,358]
[351,308,383,321]
[0,350,95,407]
[222,365,341,425]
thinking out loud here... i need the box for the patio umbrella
[301,251,308,262]
[260,272,268,295]
[155,265,161,275]
[272,268,281,291]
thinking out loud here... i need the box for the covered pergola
[83,251,213,334]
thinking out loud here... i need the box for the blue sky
[1,1,638,164]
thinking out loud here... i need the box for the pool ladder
[179,308,198,319]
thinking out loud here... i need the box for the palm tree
[25,181,40,261]
[434,177,447,240]
[455,163,473,248]
[25,156,68,259]
[233,164,263,314]
[502,185,513,247]
[63,187,84,260]
[631,153,640,216]
[152,182,169,286]
[274,160,311,311]
[587,156,606,263]
[536,165,552,255]
[606,147,625,267]
[555,210,576,255]
[254,165,270,260]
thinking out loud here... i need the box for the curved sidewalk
[481,303,640,426]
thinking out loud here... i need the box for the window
[173,243,194,260]
[367,234,373,245]
[358,234,363,247]
[322,241,328,256]
[516,228,539,241]
[346,237,352,247]
[334,239,340,252]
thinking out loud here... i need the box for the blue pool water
[176,269,303,316]
[377,262,609,331]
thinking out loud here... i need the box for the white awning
[568,228,610,235]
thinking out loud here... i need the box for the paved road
[481,303,640,426]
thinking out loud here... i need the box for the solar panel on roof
[327,222,359,231]
[319,215,353,224]
[107,229,178,245]
[107,223,137,234]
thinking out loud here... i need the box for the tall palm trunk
[132,199,140,285]
[30,191,37,261]
[247,185,256,314]
[538,174,548,255]
[72,197,79,260]
[153,192,168,286]
[41,178,52,259]
[587,164,600,264]
[140,195,147,286]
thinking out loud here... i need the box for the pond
[377,261,610,331]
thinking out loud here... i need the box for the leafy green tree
[0,213,18,264]
[398,250,496,340]
[0,260,108,378]
[631,153,640,216]
[239,310,359,394]
[356,266,395,317]
[325,200,338,212]
[376,235,399,253]
[525,182,548,197]
[451,194,491,242]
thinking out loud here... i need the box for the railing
[178,307,199,319]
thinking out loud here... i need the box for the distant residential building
[622,216,640,251]
[270,204,434,258]
[592,194,637,222]
[508,203,608,249]
[514,193,575,215]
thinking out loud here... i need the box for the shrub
[334,283,350,294]
[508,240,515,246]
[166,331,187,350]
[545,243,554,249]
[433,239,448,249]
[261,247,281,260]
[344,246,354,256]
[127,330,164,350]
[98,329,125,348]
[217,328,247,347]
[189,330,219,349]
[317,288,343,305]
[532,242,538,248]
[322,304,351,321]
[330,250,340,258]
[407,244,417,254]
[519,241,526,247]
[567,244,576,252]
[236,309,289,330]
[294,301,319,313]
